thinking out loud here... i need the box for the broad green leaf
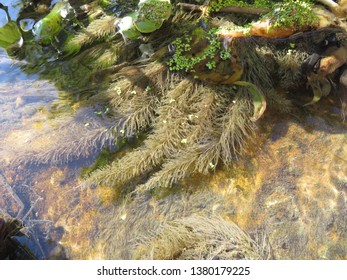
[0,21,22,49]
[32,1,75,44]
[135,0,171,33]
[133,19,162,33]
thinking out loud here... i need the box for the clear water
[0,0,105,259]
[0,0,346,260]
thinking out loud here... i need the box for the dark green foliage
[0,21,22,49]
[264,0,318,29]
[209,0,274,12]
[168,28,232,72]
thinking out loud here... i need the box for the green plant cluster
[263,0,318,28]
[138,0,171,24]
[167,28,231,72]
[117,0,171,39]
[32,1,76,45]
[208,0,273,12]
[208,0,318,30]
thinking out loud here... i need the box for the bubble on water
[19,18,35,32]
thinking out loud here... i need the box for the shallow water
[76,107,346,260]
[0,0,346,260]
[0,0,107,258]
[0,48,58,258]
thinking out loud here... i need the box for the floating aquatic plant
[32,0,76,44]
[0,21,22,49]
[64,0,172,53]
[117,0,171,40]
[117,13,142,40]
[167,27,243,84]
[264,0,318,30]
[133,0,171,33]
[208,0,273,12]
[0,5,22,50]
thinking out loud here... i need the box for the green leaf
[117,13,141,40]
[0,21,22,49]
[32,1,75,44]
[234,81,267,122]
[134,0,171,33]
[133,19,162,33]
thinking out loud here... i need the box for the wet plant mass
[0,0,346,259]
